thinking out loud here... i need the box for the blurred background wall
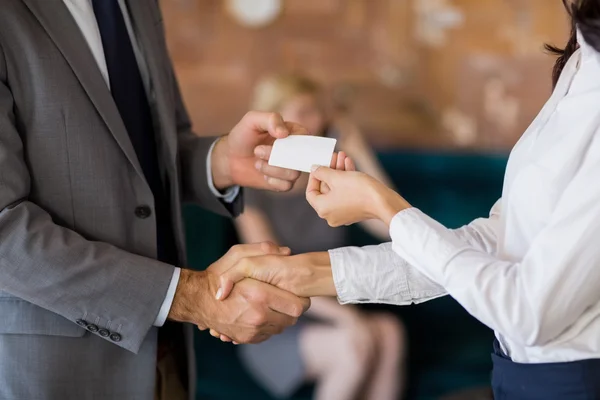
[160,0,569,151]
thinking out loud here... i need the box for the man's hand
[216,252,337,301]
[167,243,311,344]
[211,111,309,192]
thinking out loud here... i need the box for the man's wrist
[210,135,235,190]
[168,269,214,328]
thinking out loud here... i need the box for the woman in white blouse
[214,1,600,398]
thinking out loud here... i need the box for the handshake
[167,242,335,344]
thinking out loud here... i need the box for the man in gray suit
[0,0,310,399]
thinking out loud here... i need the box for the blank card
[268,135,337,173]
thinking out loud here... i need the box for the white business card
[268,135,337,173]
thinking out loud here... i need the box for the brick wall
[161,0,569,151]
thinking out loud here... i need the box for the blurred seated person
[235,74,406,400]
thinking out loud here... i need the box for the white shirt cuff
[153,267,181,327]
[206,139,240,203]
[328,244,412,305]
[329,239,447,306]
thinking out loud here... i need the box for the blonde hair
[251,74,320,112]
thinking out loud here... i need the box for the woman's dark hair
[546,0,600,87]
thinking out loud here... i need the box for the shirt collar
[577,27,600,65]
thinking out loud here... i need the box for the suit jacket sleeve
[0,48,174,354]
[169,48,243,217]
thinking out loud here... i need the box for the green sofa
[184,150,508,400]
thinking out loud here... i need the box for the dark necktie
[92,0,178,265]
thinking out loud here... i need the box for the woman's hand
[306,167,412,228]
[216,252,335,300]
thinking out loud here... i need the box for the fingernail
[277,127,288,136]
[255,160,263,170]
[255,147,265,158]
[215,288,223,300]
[233,341,239,345]
[311,165,319,172]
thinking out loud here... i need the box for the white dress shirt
[62,0,239,326]
[331,31,600,364]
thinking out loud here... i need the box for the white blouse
[330,32,600,363]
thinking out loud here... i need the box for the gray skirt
[237,320,307,398]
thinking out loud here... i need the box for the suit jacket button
[110,333,122,342]
[76,319,88,327]
[134,205,152,219]
[87,324,99,333]
[98,329,110,337]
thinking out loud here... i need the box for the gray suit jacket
[0,1,238,398]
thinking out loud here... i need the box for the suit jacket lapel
[22,0,145,180]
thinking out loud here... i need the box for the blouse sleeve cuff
[329,248,356,304]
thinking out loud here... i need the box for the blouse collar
[577,27,600,64]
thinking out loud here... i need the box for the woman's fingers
[209,328,235,343]
[336,151,346,170]
[216,261,251,300]
[306,166,338,209]
[215,244,292,301]
[318,153,353,195]
[220,334,233,342]
[329,151,349,170]
[329,152,338,168]
[216,255,283,300]
[211,242,290,283]
[345,156,356,171]
[320,181,331,194]
[225,242,290,266]
[217,254,302,301]
[310,165,336,182]
[306,170,323,199]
